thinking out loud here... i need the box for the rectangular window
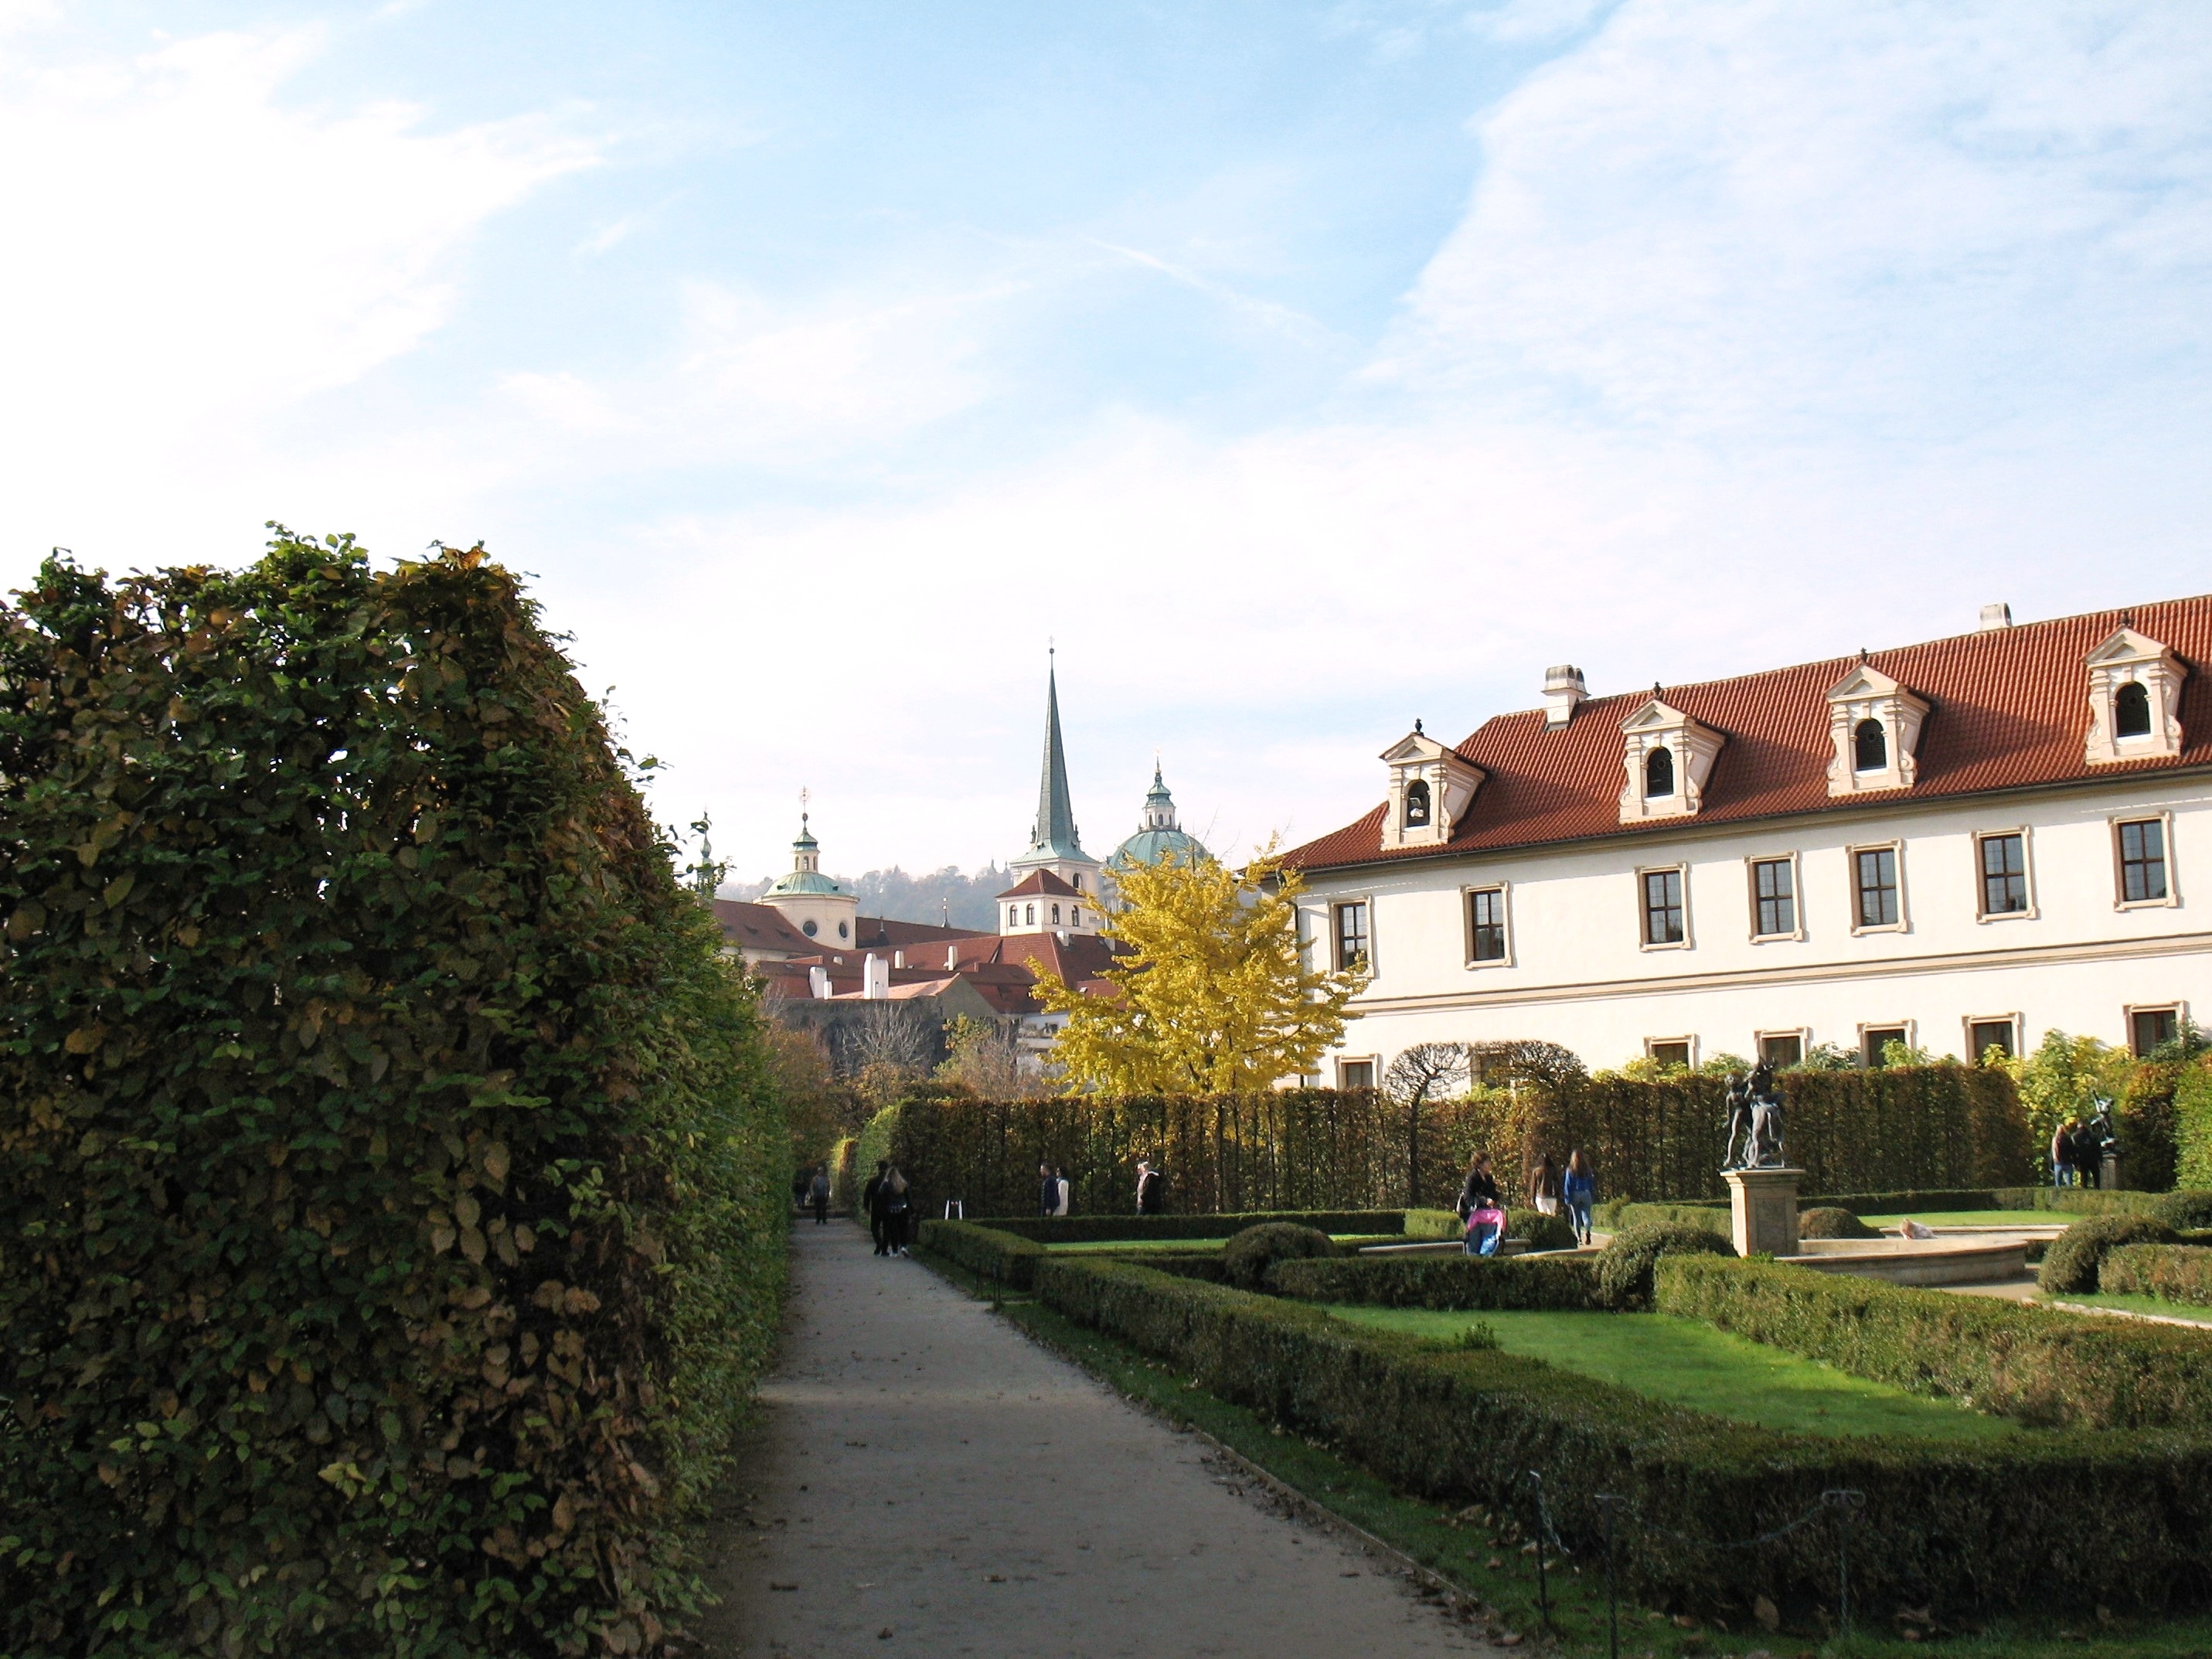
[1751,858,1795,937]
[1759,1031,1804,1069]
[2132,1007,2180,1058]
[1862,1025,1907,1067]
[1332,901,1369,971]
[2119,819,2169,904]
[1642,868,1686,945]
[1468,887,1508,962]
[1854,847,1900,929]
[1338,1058,1376,1091]
[1969,1019,2017,1061]
[1647,1040,1691,1069]
[1979,833,2029,915]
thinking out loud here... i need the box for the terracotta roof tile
[996,869,1083,898]
[1284,594,2212,873]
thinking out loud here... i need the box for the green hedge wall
[972,1209,1407,1243]
[2101,1244,2212,1308]
[2176,1058,2212,1191]
[914,1218,1047,1289]
[0,540,786,1657]
[1529,1064,2031,1203]
[1034,1258,2212,1616]
[1656,1256,2212,1430]
[1266,1253,1602,1310]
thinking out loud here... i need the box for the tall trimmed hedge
[1526,1062,2030,1202]
[0,539,784,1657]
[2175,1058,2212,1191]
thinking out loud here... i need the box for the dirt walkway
[699,1220,1493,1658]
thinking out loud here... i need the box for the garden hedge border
[2099,1243,2212,1309]
[970,1210,1407,1243]
[1265,1253,1601,1310]
[1032,1257,2212,1618]
[1656,1255,2212,1430]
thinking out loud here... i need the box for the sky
[2,2,2208,884]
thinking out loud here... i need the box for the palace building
[1279,597,2212,1087]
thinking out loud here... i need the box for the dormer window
[1853,718,1887,772]
[2084,625,2185,765]
[1618,697,1721,824]
[1377,730,1486,851]
[1825,665,1928,796]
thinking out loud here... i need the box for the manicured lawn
[1857,1210,2060,1228]
[1324,1306,2022,1442]
[2042,1289,2212,1325]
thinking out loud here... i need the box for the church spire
[1026,655,1087,861]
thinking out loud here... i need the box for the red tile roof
[1283,595,2212,874]
[711,899,817,955]
[997,869,1083,898]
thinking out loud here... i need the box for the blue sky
[2,2,2209,882]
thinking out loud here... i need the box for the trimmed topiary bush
[1222,1221,1338,1289]
[2038,1214,2180,1294]
[0,538,786,1657]
[1267,1252,1600,1310]
[2103,1243,2212,1308]
[1595,1221,1734,1310]
[1798,1206,1879,1240]
[2151,1191,2212,1231]
[1511,1207,1581,1252]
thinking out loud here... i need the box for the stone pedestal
[2101,1153,2122,1192]
[1724,1167,1803,1259]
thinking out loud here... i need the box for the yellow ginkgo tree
[1031,843,1368,1093]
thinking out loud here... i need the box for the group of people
[1455,1149,1598,1253]
[861,1160,914,1255]
[1034,1159,1168,1217]
[2051,1105,2118,1189]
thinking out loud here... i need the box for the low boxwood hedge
[1266,1252,1602,1310]
[916,1219,1047,1289]
[970,1209,1406,1243]
[2040,1215,2183,1293]
[1799,1206,1880,1239]
[1403,1206,1579,1249]
[2099,1243,2212,1307]
[1657,1255,2212,1430]
[1222,1223,1338,1289]
[1608,1202,1734,1237]
[1034,1256,2212,1618]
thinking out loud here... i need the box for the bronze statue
[1721,1071,1754,1170]
[1747,1059,1786,1167]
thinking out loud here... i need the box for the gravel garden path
[698,1221,1494,1658]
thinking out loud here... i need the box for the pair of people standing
[862,1160,913,1256]
[1036,1163,1071,1218]
[1458,1150,1599,1253]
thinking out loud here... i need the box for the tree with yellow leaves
[1030,844,1367,1093]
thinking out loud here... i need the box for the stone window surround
[1962,1012,2022,1061]
[1329,893,1377,976]
[1824,665,1930,798]
[1846,839,1911,936]
[2125,1002,2187,1058]
[1617,698,1724,825]
[2084,627,2186,767]
[1643,1034,1698,1068]
[1462,881,1514,970]
[1755,1027,1810,1068]
[2112,810,2181,911]
[1857,1019,1916,1065]
[1635,861,1693,952]
[1743,850,1805,942]
[1336,1053,1382,1091]
[1972,825,2038,924]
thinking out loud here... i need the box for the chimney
[808,966,831,1000]
[1543,664,1588,729]
[1979,603,2013,632]
[863,952,890,1000]
[893,950,906,969]
[945,946,959,971]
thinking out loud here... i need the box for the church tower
[758,813,860,948]
[1007,658,1103,895]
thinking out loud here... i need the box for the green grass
[2040,1289,2212,1325]
[1323,1306,2022,1442]
[1856,1210,2061,1228]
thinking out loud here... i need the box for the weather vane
[799,785,809,826]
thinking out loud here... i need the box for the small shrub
[1595,1221,1734,1310]
[1404,1207,1462,1240]
[1455,1321,1500,1351]
[1510,1207,1581,1251]
[2103,1244,2212,1309]
[2151,1191,2212,1231]
[1222,1222,1338,1289]
[1611,1202,1733,1238]
[2037,1215,2180,1295]
[1799,1206,1879,1240]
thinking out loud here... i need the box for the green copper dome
[766,812,843,895]
[1111,764,1210,870]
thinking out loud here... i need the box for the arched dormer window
[2116,680,2152,738]
[1644,745,1675,799]
[1854,718,1887,772]
[1403,778,1431,826]
[1050,904,1061,925]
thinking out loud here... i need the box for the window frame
[2115,678,2153,739]
[1402,777,1431,829]
[1643,744,1676,800]
[1846,840,1909,935]
[1972,826,2037,923]
[1962,1013,2021,1062]
[1330,896,1375,974]
[1857,1020,1913,1068]
[2112,811,2180,910]
[1636,862,1693,951]
[1853,716,1888,774]
[1463,881,1513,969]
[1644,1036,1696,1069]
[1756,1028,1808,1070]
[1336,1055,1381,1092]
[2126,1003,2185,1059]
[1744,851,1804,942]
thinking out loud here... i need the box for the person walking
[1456,1153,1506,1257]
[1562,1150,1598,1246]
[1053,1166,1072,1218]
[1038,1162,1059,1218]
[863,1160,890,1255]
[880,1165,913,1256]
[807,1166,831,1225]
[1135,1160,1166,1215]
[2050,1120,2076,1189]
[1527,1153,1561,1218]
